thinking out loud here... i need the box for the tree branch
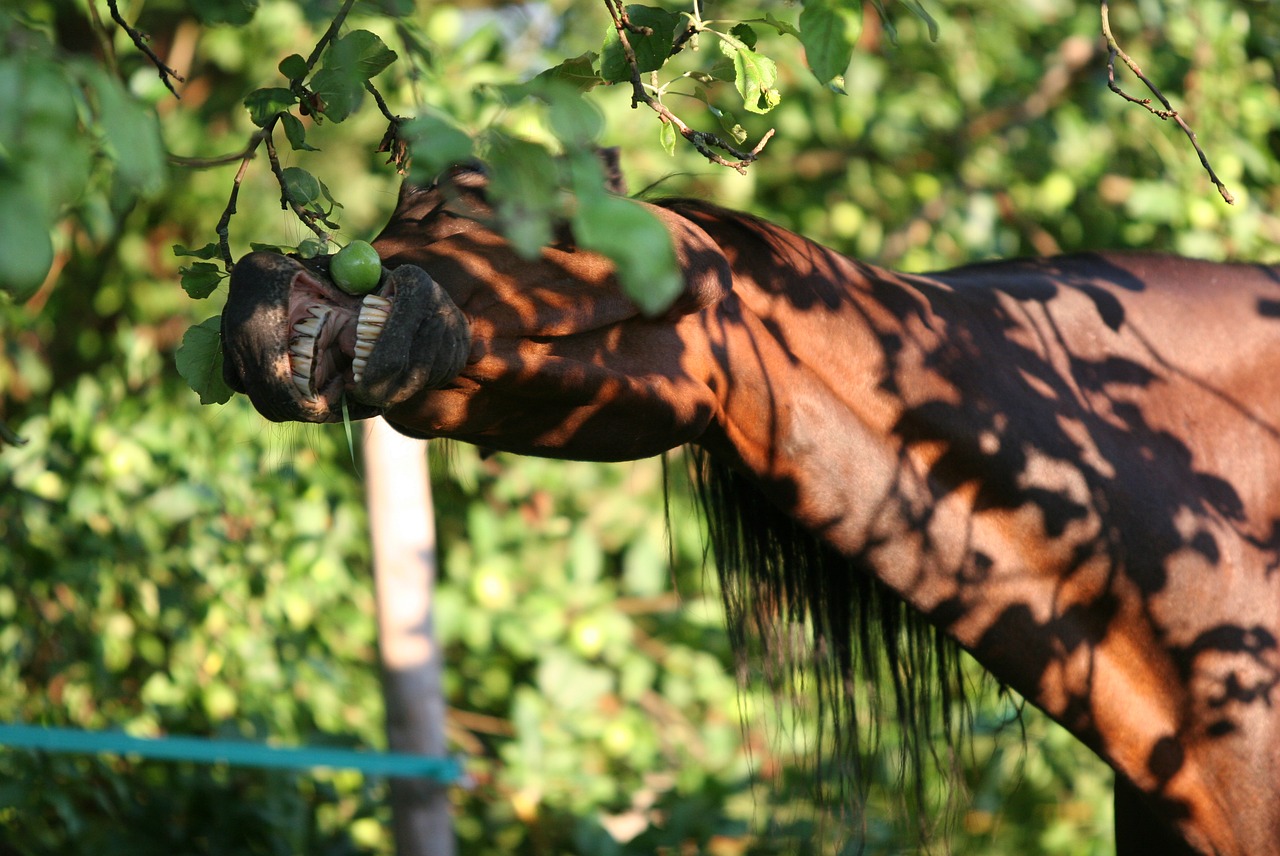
[1100,1,1233,204]
[264,130,334,245]
[215,138,263,271]
[106,0,184,97]
[603,0,773,174]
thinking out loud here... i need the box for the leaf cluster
[0,8,165,303]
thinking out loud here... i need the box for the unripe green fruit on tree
[330,240,383,294]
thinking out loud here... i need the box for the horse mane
[650,196,988,831]
[680,445,978,832]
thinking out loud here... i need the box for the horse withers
[222,165,1280,855]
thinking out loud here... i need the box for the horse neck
[683,205,1158,735]
[679,206,1280,851]
[677,205,976,611]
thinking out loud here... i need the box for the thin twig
[206,0,357,270]
[264,129,333,244]
[305,0,359,68]
[1100,1,1233,204]
[170,137,265,170]
[603,0,772,174]
[215,138,264,270]
[106,0,184,97]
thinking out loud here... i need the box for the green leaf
[547,86,604,146]
[243,87,296,127]
[531,53,602,93]
[869,0,898,44]
[402,113,475,181]
[729,23,758,50]
[179,262,223,299]
[85,67,166,196]
[172,242,219,260]
[0,184,53,303]
[487,137,560,258]
[324,30,397,81]
[282,166,322,207]
[296,238,325,259]
[278,53,308,81]
[572,195,681,316]
[280,113,318,152]
[718,111,748,144]
[758,12,802,38]
[310,67,362,122]
[900,0,940,41]
[187,0,257,26]
[176,316,234,405]
[719,36,780,114]
[659,120,677,156]
[600,6,681,83]
[695,86,748,144]
[800,1,862,87]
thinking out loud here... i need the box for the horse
[221,164,1280,854]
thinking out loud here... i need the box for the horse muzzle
[221,250,471,424]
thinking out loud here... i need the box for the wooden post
[363,416,455,856]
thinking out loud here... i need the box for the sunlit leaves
[529,52,602,93]
[800,0,863,89]
[0,39,164,302]
[717,30,781,114]
[600,5,682,82]
[311,29,397,122]
[175,316,234,405]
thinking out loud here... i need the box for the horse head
[221,164,733,460]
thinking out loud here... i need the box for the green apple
[330,239,382,294]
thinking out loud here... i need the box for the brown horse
[222,165,1280,855]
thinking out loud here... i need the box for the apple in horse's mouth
[330,239,385,295]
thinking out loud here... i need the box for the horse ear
[647,204,734,319]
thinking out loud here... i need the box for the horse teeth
[362,294,391,310]
[358,306,389,323]
[292,373,312,396]
[352,356,367,383]
[294,318,322,337]
[357,322,383,339]
[355,341,373,358]
[309,305,332,320]
[290,340,314,358]
[291,354,313,374]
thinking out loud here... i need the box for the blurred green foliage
[2,0,1278,853]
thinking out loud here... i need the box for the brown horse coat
[222,168,1280,855]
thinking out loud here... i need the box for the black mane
[682,444,982,831]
